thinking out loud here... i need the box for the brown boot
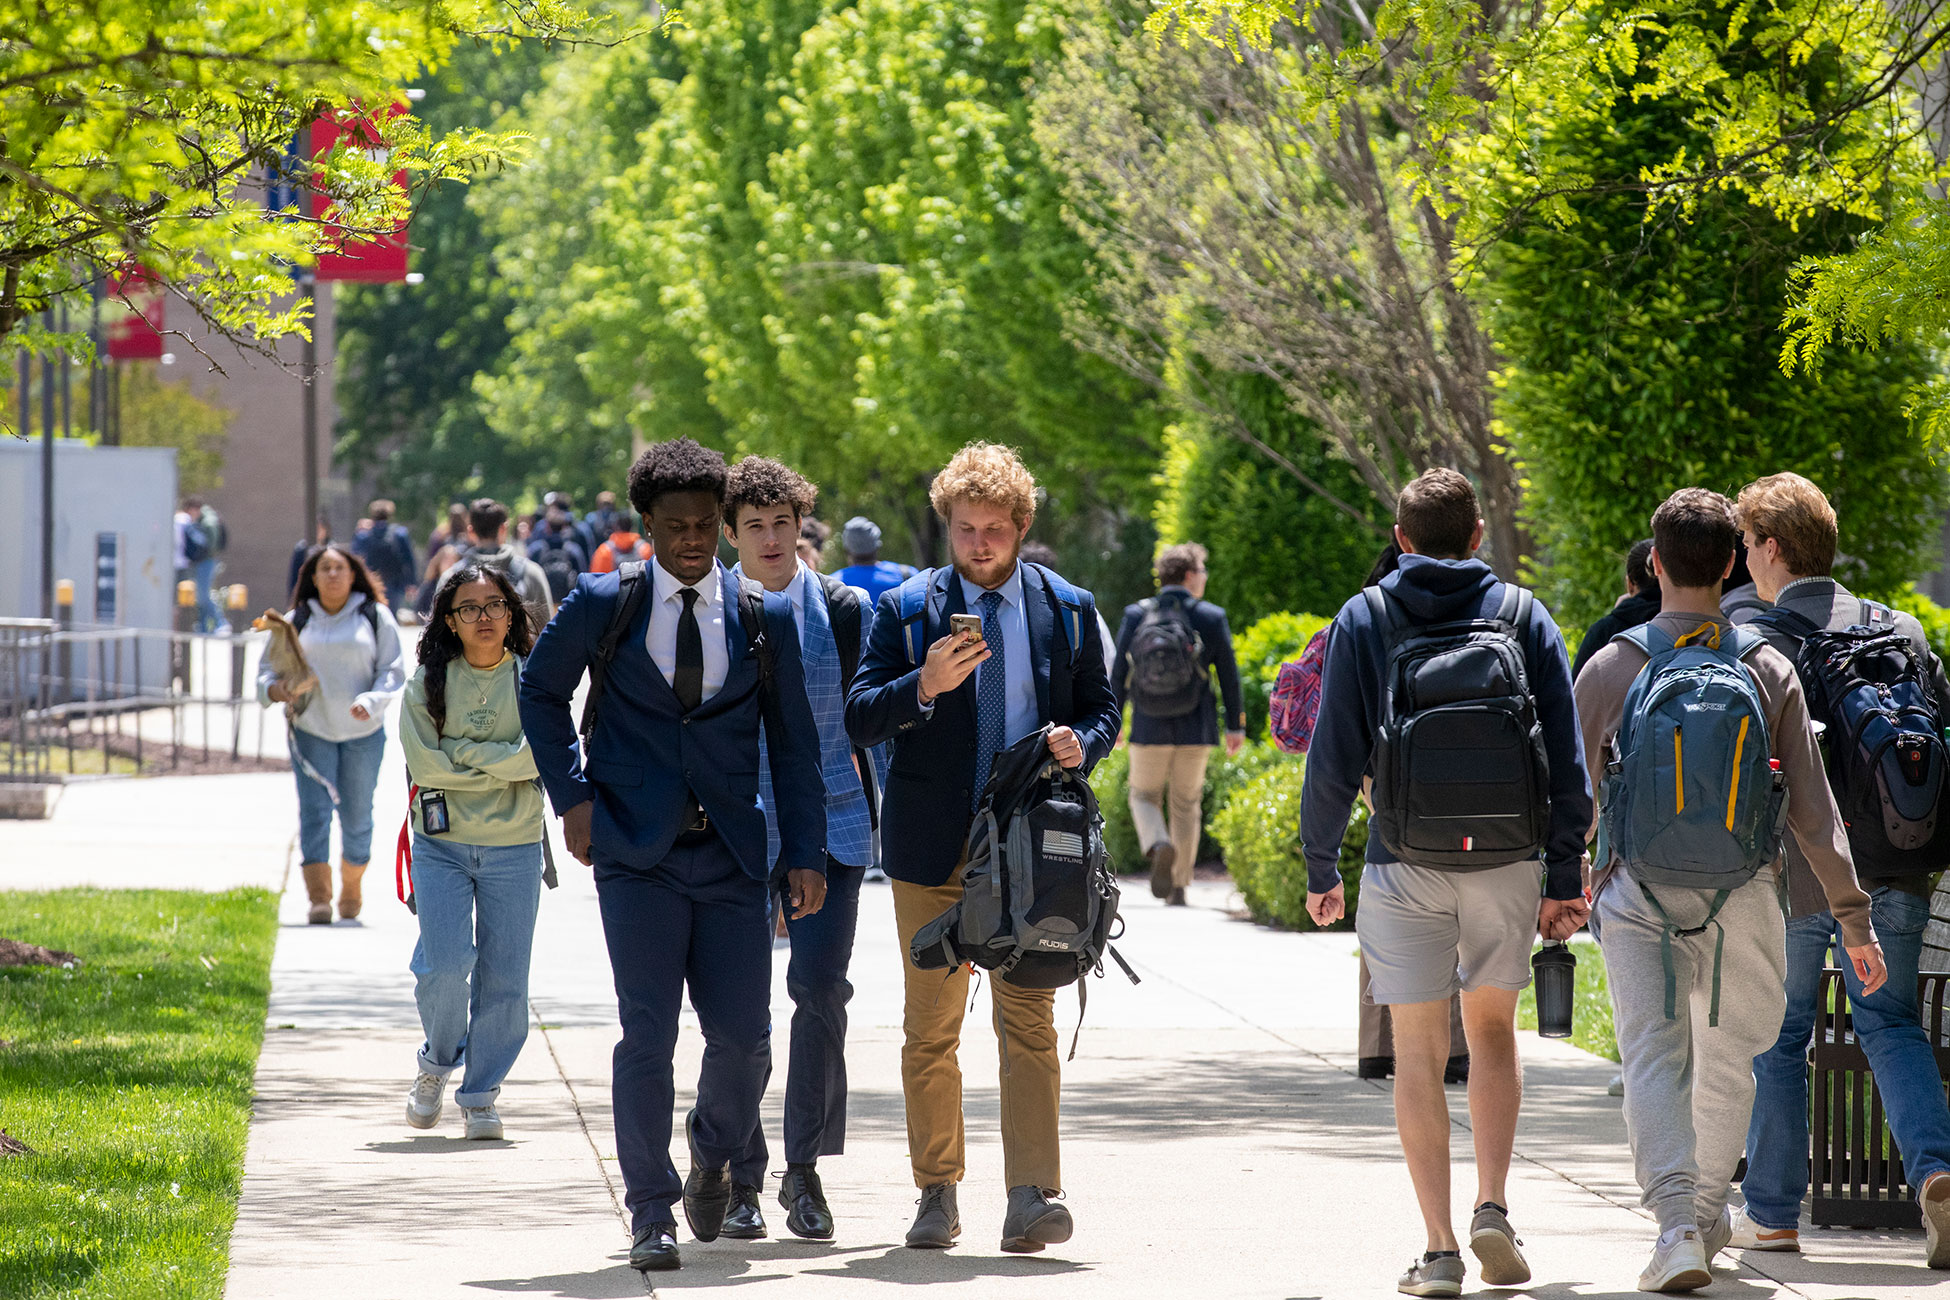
[301,862,333,924]
[338,861,368,921]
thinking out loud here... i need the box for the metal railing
[0,617,278,781]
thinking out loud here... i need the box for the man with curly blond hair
[846,441,1121,1254]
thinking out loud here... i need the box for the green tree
[115,364,232,496]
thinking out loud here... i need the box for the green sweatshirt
[401,654,543,846]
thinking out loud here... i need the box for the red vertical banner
[105,265,164,360]
[311,103,411,283]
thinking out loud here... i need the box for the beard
[952,537,1022,590]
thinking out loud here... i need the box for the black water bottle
[1533,941,1576,1039]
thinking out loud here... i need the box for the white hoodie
[257,592,406,741]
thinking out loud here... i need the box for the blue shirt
[960,564,1039,746]
[838,559,911,606]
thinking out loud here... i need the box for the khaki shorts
[1355,859,1543,1005]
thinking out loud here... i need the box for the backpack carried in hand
[909,725,1138,1057]
[1269,625,1330,755]
[1366,584,1551,869]
[1598,620,1789,1024]
[1755,601,1947,880]
[535,535,581,604]
[1124,593,1205,717]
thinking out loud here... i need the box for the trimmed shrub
[1210,756,1367,930]
[1234,611,1330,739]
[1880,585,1950,665]
[1090,740,1286,874]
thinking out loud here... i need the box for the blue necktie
[973,590,1007,810]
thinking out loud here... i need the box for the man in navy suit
[845,442,1121,1255]
[518,438,827,1273]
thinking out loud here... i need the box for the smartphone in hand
[949,613,984,644]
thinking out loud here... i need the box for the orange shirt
[590,532,651,574]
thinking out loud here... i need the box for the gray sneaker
[1638,1228,1710,1293]
[1697,1205,1732,1263]
[905,1183,959,1249]
[404,1071,446,1129]
[1000,1185,1073,1253]
[1469,1203,1531,1286]
[1397,1253,1465,1298]
[463,1103,503,1140]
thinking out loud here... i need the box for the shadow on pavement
[465,1262,649,1297]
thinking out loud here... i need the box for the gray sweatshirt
[257,592,406,741]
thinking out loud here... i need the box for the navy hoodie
[1298,554,1593,901]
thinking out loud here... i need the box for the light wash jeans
[409,834,544,1108]
[290,727,386,864]
[1742,886,1950,1229]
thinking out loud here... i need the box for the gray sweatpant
[1597,870,1787,1234]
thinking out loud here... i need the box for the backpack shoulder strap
[898,568,942,667]
[1028,562,1085,656]
[1493,583,1532,632]
[816,571,865,690]
[579,562,649,741]
[1724,623,1769,663]
[1615,621,1672,660]
[361,601,381,634]
[1752,605,1822,642]
[1362,585,1400,643]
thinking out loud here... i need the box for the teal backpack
[1598,620,1790,1024]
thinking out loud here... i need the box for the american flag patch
[1042,830,1085,862]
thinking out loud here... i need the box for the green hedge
[1089,740,1285,873]
[1208,756,1367,931]
[1234,611,1330,739]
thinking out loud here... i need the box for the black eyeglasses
[451,599,511,624]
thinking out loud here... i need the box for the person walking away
[354,499,419,615]
[589,510,654,575]
[399,563,545,1142]
[585,489,623,547]
[1111,542,1245,906]
[419,503,471,616]
[528,506,590,608]
[1724,473,1950,1265]
[1574,487,1887,1293]
[835,516,915,605]
[722,457,883,1241]
[845,442,1121,1254]
[460,498,553,630]
[1573,539,1661,681]
[1300,468,1593,1298]
[174,496,225,633]
[518,438,827,1273]
[261,545,406,924]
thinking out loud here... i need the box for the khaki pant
[1126,743,1210,889]
[893,878,1061,1191]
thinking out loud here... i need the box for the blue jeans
[734,856,864,1182]
[290,727,387,864]
[1743,886,1950,1229]
[409,835,544,1108]
[193,557,223,633]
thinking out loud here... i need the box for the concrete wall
[1,439,177,629]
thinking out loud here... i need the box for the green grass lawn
[1516,936,1620,1062]
[0,888,278,1300]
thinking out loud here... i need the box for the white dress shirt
[646,560,728,704]
[960,564,1039,745]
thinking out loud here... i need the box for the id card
[421,789,450,836]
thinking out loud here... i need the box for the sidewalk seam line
[531,998,630,1224]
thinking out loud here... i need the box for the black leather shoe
[1357,1056,1395,1080]
[720,1183,767,1239]
[1001,1185,1073,1253]
[629,1222,680,1271]
[1444,1053,1471,1086]
[682,1109,732,1242]
[780,1163,835,1240]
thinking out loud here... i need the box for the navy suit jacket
[518,560,827,881]
[844,563,1122,887]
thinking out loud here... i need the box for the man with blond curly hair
[846,442,1121,1254]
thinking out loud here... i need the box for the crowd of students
[1300,469,1950,1296]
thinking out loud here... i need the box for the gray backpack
[1598,620,1789,1023]
[910,726,1138,1055]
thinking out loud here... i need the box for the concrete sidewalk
[6,765,1937,1296]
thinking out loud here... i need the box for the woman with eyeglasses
[263,544,407,925]
[398,562,543,1140]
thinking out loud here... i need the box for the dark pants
[594,835,772,1232]
[733,856,865,1183]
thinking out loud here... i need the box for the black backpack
[534,535,580,604]
[1125,593,1204,717]
[1365,584,1551,869]
[1756,601,1948,880]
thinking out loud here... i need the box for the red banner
[311,104,410,283]
[105,265,164,360]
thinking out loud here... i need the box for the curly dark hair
[724,455,817,529]
[292,544,385,610]
[417,562,536,737]
[627,437,727,519]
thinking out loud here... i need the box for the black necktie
[675,587,703,713]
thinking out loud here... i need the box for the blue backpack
[895,563,1087,669]
[1598,620,1789,1024]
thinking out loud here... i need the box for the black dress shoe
[1444,1053,1471,1085]
[780,1163,835,1240]
[1357,1056,1395,1080]
[629,1223,680,1271]
[720,1183,767,1239]
[682,1108,732,1242]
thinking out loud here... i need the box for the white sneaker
[405,1071,446,1129]
[1638,1227,1711,1293]
[463,1103,503,1140]
[1698,1205,1732,1262]
[1729,1205,1799,1252]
